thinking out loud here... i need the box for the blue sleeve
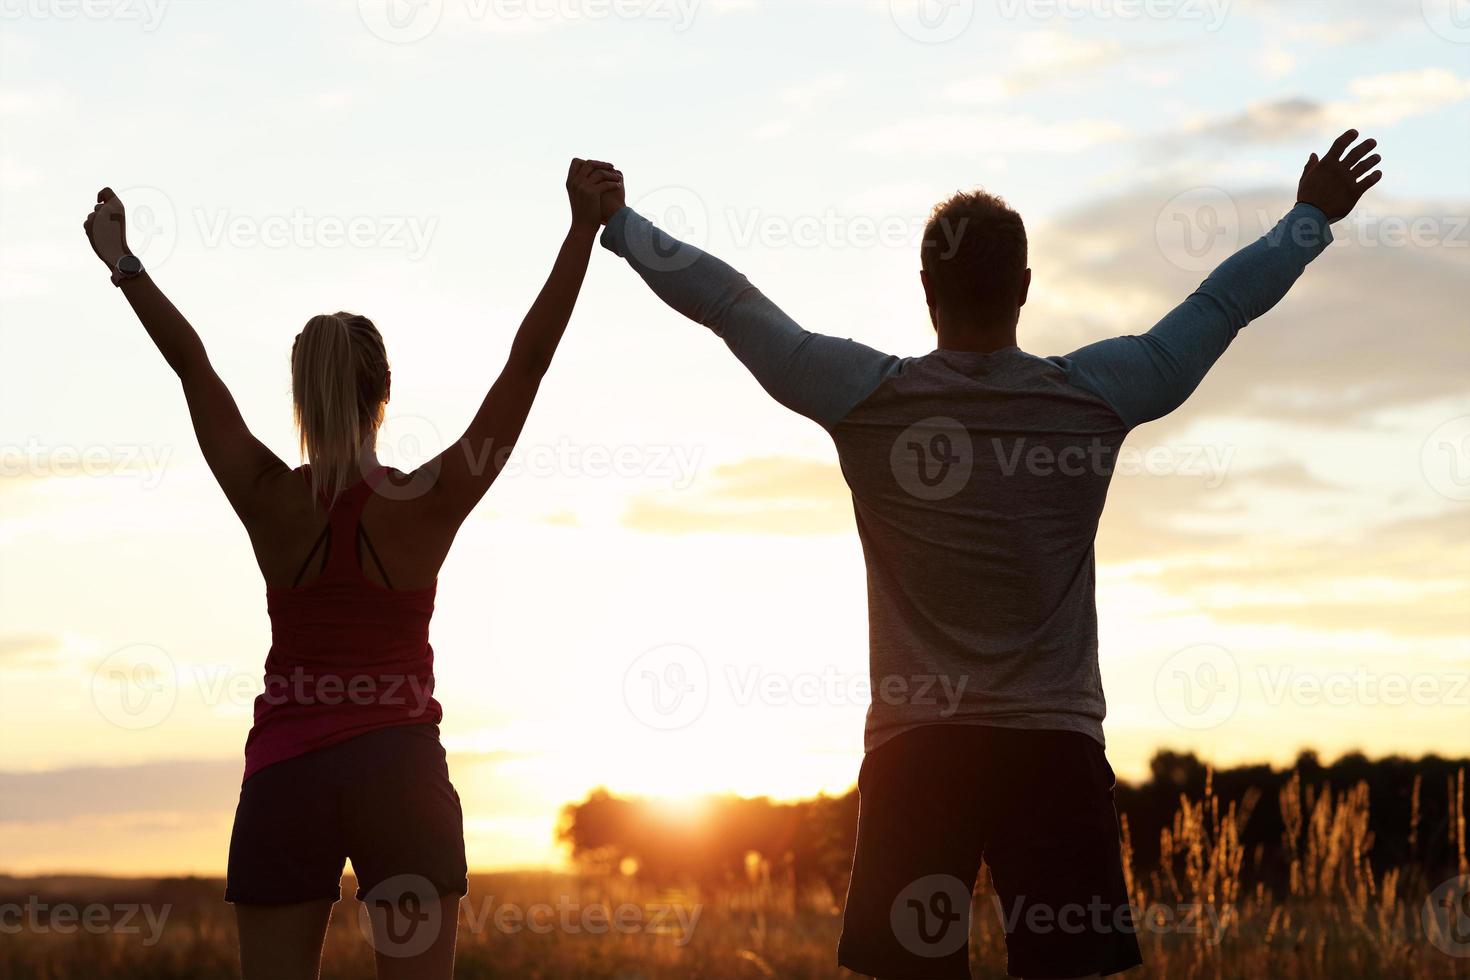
[600,207,904,427]
[1052,203,1334,429]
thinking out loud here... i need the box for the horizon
[3,0,1469,879]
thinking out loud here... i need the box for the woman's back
[243,465,445,781]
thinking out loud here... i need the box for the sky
[1,0,1468,875]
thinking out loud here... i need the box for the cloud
[1184,69,1470,144]
[940,31,1131,105]
[1027,188,1470,427]
[854,113,1129,156]
[1110,509,1470,639]
[622,456,852,535]
[0,633,62,668]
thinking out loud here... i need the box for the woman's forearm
[507,222,597,376]
[118,273,212,380]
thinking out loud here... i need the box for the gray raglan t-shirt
[601,202,1333,751]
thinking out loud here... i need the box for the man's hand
[567,158,622,231]
[83,187,131,268]
[599,168,625,225]
[1296,129,1382,223]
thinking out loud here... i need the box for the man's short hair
[921,190,1028,315]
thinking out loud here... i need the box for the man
[597,131,1382,979]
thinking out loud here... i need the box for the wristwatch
[111,254,144,286]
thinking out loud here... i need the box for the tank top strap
[320,465,388,579]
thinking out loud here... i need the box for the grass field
[3,770,1467,979]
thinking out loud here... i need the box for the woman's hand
[83,187,131,269]
[566,158,622,231]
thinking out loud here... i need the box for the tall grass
[2,767,1465,979]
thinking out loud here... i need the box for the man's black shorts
[225,724,467,906]
[837,724,1143,979]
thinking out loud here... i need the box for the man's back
[601,196,1335,746]
[598,130,1379,980]
[834,348,1126,748]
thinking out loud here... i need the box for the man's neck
[935,322,1018,353]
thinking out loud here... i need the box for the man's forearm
[600,207,902,426]
[1060,203,1334,428]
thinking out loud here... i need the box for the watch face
[118,254,144,275]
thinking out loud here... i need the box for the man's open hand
[1296,130,1382,223]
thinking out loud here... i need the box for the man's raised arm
[1056,129,1383,429]
[600,204,903,428]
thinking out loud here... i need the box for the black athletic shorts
[225,724,467,906]
[837,724,1143,980]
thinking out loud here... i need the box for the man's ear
[920,269,938,329]
[1017,268,1032,309]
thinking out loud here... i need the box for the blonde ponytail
[291,312,389,502]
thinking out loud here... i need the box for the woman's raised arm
[423,158,622,520]
[85,188,289,521]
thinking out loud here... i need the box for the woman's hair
[290,312,389,501]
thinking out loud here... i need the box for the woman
[82,159,624,980]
